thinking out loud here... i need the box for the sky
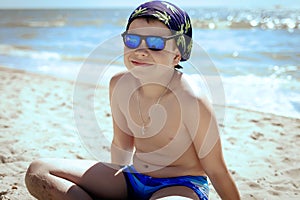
[1,0,299,9]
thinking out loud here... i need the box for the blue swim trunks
[122,165,209,200]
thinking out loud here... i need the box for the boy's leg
[25,158,128,200]
[150,186,200,200]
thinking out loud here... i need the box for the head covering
[126,0,193,64]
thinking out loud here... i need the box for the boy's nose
[134,40,149,57]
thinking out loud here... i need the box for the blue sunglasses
[121,32,179,51]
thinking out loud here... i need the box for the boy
[25,1,240,199]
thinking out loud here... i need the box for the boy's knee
[25,159,52,195]
[26,159,50,176]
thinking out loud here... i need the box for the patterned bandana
[126,0,193,62]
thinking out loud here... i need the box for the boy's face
[123,18,181,79]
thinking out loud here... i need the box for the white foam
[0,44,61,60]
[179,72,300,118]
[221,75,300,118]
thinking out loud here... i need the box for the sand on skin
[0,66,299,199]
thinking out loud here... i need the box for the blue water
[0,8,299,118]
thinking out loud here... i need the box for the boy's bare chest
[123,96,193,153]
[127,96,180,134]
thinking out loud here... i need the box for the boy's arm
[111,118,134,165]
[191,98,240,200]
[109,74,134,165]
[201,140,240,200]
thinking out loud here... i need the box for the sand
[0,66,299,199]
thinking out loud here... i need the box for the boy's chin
[128,65,172,82]
[128,65,154,77]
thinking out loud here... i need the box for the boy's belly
[132,145,206,178]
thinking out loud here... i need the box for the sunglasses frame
[121,31,180,51]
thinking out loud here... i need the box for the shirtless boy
[25,1,240,199]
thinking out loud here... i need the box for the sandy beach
[0,66,299,199]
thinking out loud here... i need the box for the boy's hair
[125,1,193,68]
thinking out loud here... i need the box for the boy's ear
[173,52,181,66]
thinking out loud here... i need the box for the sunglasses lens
[122,33,166,51]
[123,34,141,49]
[146,36,164,51]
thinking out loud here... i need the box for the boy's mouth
[131,60,153,67]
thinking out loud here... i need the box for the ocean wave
[0,43,124,68]
[4,19,66,28]
[190,8,300,31]
[174,72,299,118]
[269,65,299,81]
[192,18,300,31]
[0,44,62,60]
[1,8,299,31]
[221,74,300,118]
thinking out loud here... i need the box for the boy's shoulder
[179,73,208,102]
[110,71,134,88]
[110,71,128,82]
[178,73,214,115]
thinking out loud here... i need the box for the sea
[0,8,299,119]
